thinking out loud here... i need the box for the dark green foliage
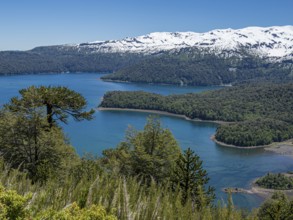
[103,117,215,209]
[256,173,293,190]
[100,83,293,123]
[99,83,293,146]
[6,86,94,127]
[102,48,293,86]
[215,119,293,146]
[0,110,77,183]
[102,116,181,184]
[0,85,94,182]
[257,192,293,220]
[171,148,215,207]
[0,47,147,75]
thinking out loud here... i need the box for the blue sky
[0,0,292,51]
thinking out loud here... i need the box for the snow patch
[77,26,293,58]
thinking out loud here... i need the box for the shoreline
[212,136,293,157]
[0,72,109,77]
[98,107,293,155]
[223,178,293,199]
[264,140,293,158]
[98,107,229,125]
[101,79,230,87]
[211,135,265,149]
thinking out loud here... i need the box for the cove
[1,73,293,209]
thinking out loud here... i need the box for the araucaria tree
[0,86,93,182]
[6,86,95,127]
[172,148,215,207]
[0,110,75,182]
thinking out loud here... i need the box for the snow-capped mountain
[77,26,293,59]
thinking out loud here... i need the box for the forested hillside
[99,82,293,146]
[102,48,293,86]
[0,48,146,75]
[1,46,292,87]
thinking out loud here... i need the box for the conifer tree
[0,110,77,183]
[0,86,89,182]
[172,147,215,208]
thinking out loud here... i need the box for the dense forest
[256,173,293,190]
[0,86,292,219]
[0,47,146,75]
[1,46,293,87]
[102,48,293,86]
[216,119,293,146]
[99,82,293,146]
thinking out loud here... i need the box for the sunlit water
[1,73,293,209]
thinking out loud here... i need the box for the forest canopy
[256,173,293,190]
[101,49,293,86]
[99,82,293,146]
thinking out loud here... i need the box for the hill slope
[101,48,293,86]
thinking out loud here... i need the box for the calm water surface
[1,73,293,209]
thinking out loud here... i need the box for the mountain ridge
[74,26,293,59]
[1,25,292,79]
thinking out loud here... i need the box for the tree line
[0,48,146,75]
[256,173,293,190]
[215,119,293,146]
[99,82,293,146]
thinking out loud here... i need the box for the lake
[1,72,293,209]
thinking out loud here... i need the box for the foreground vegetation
[0,86,293,219]
[1,166,293,220]
[256,173,293,190]
[0,160,243,220]
[99,82,293,147]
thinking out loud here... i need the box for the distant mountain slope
[101,48,293,86]
[0,26,293,83]
[0,49,146,75]
[77,26,293,59]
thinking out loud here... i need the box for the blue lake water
[1,73,293,209]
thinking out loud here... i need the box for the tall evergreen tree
[172,147,215,207]
[0,110,77,183]
[0,86,91,182]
